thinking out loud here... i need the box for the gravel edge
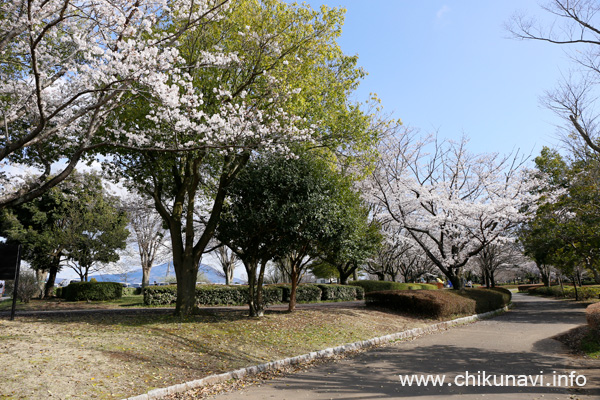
[123,305,510,400]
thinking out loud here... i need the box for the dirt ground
[0,304,433,399]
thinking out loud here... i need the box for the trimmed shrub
[144,285,177,305]
[366,290,476,318]
[122,287,137,296]
[454,288,510,314]
[63,282,123,301]
[55,287,63,298]
[349,280,437,294]
[485,287,512,305]
[518,284,543,293]
[529,285,600,300]
[316,284,363,301]
[143,284,284,306]
[276,284,322,303]
[366,288,511,318]
[587,303,600,332]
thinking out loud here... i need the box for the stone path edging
[124,305,510,400]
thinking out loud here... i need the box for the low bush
[15,270,40,303]
[518,284,543,293]
[143,284,284,306]
[485,287,512,305]
[316,284,363,301]
[366,288,511,318]
[55,287,63,298]
[349,280,437,294]
[276,284,322,303]
[587,303,600,333]
[63,282,123,301]
[454,288,510,314]
[366,290,476,318]
[122,287,137,296]
[529,285,600,300]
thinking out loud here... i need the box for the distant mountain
[89,262,246,285]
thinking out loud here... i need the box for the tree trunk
[288,268,299,312]
[245,258,266,317]
[337,262,354,285]
[449,274,463,290]
[174,254,200,316]
[44,259,60,298]
[572,275,579,301]
[490,270,496,288]
[593,268,600,284]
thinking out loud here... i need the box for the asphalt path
[208,293,600,400]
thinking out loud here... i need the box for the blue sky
[300,0,572,158]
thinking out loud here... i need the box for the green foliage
[122,287,137,296]
[529,285,600,300]
[62,282,123,301]
[366,288,510,318]
[454,288,510,314]
[366,290,476,318]
[143,285,284,306]
[276,284,323,303]
[518,284,543,292]
[349,280,438,293]
[485,287,513,304]
[520,147,600,282]
[315,284,363,301]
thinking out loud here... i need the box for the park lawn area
[0,295,148,311]
[0,305,433,400]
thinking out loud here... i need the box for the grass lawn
[0,302,436,400]
[0,295,149,311]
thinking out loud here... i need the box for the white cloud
[436,5,450,20]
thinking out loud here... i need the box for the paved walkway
[208,294,600,399]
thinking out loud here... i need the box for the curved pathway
[207,294,600,399]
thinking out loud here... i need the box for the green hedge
[366,290,475,318]
[455,288,511,314]
[529,285,600,300]
[486,287,512,305]
[518,284,543,293]
[143,284,284,306]
[316,284,364,301]
[62,282,123,301]
[366,288,510,318]
[276,284,323,303]
[349,280,437,294]
[122,287,137,296]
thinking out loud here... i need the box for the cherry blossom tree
[0,0,230,208]
[122,195,170,291]
[366,129,540,289]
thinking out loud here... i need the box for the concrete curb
[123,305,510,400]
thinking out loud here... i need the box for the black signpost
[0,243,22,320]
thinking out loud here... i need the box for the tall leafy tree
[106,0,378,315]
[60,173,130,282]
[217,153,371,314]
[0,183,69,297]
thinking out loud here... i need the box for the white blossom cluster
[365,132,542,272]
[0,0,313,205]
